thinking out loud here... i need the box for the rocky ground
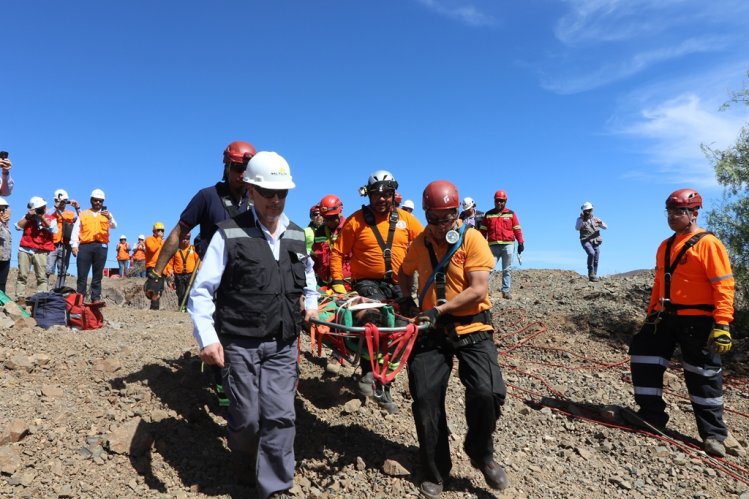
[1,269,748,499]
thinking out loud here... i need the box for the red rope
[364,323,418,385]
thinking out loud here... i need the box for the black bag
[27,291,68,329]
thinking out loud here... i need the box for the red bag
[65,293,105,330]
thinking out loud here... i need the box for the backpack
[28,291,69,329]
[61,289,105,330]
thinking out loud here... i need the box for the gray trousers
[223,336,298,499]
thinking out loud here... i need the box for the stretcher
[308,293,427,385]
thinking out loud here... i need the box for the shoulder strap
[362,206,399,282]
[217,183,249,218]
[418,224,467,305]
[662,231,714,312]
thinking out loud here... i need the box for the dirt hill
[1,270,748,498]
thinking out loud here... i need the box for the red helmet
[319,194,343,216]
[394,192,403,206]
[223,141,256,165]
[666,188,702,210]
[422,180,460,211]
[309,204,321,218]
[494,189,508,200]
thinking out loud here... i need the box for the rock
[356,456,366,471]
[106,418,153,456]
[610,477,633,490]
[0,446,21,474]
[92,358,122,373]
[55,483,73,497]
[5,354,34,371]
[14,317,37,330]
[342,399,362,414]
[41,384,65,398]
[0,419,30,444]
[34,353,52,366]
[3,302,27,319]
[382,459,409,476]
[576,447,592,460]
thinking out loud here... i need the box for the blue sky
[2,0,748,276]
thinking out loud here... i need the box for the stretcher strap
[364,323,419,385]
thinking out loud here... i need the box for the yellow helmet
[153,222,165,230]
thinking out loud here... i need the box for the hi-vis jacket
[165,245,200,276]
[76,210,112,244]
[480,207,524,246]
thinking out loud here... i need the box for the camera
[0,151,8,160]
[62,199,71,205]
[102,205,108,211]
[35,207,45,215]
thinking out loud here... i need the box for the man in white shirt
[189,152,318,499]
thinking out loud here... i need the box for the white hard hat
[90,188,106,200]
[402,199,415,210]
[28,196,47,210]
[138,234,145,240]
[54,189,69,201]
[0,197,8,207]
[120,235,127,240]
[581,201,594,211]
[462,197,476,210]
[244,151,296,190]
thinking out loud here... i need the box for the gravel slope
[1,269,748,498]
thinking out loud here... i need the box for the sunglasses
[426,213,458,226]
[228,163,247,174]
[254,185,288,199]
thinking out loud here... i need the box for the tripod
[54,244,72,290]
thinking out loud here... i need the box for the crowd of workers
[0,145,737,498]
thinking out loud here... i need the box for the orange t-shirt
[401,223,494,336]
[330,207,423,283]
[647,230,734,325]
[116,242,130,261]
[144,235,164,269]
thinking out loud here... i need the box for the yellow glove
[708,326,732,354]
[331,284,347,294]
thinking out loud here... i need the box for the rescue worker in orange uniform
[311,194,350,289]
[399,181,507,498]
[116,235,130,278]
[145,222,165,310]
[629,188,734,458]
[71,189,116,302]
[131,235,147,278]
[330,170,423,413]
[164,231,200,308]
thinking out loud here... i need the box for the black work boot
[470,459,508,490]
[419,480,443,498]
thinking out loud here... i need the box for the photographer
[575,201,608,282]
[71,189,116,302]
[14,196,57,303]
[46,189,80,283]
[0,151,13,196]
[0,197,11,293]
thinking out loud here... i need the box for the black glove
[144,269,165,300]
[517,243,524,254]
[396,296,419,318]
[416,308,441,328]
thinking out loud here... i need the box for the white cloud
[542,36,724,94]
[414,0,497,27]
[555,0,688,46]
[617,90,749,187]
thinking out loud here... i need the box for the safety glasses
[425,213,458,226]
[228,162,248,173]
[254,185,289,199]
